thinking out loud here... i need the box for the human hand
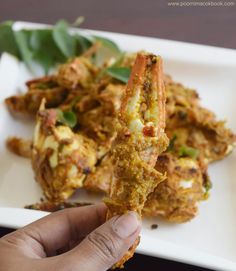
[0,204,141,271]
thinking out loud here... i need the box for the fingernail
[112,212,140,239]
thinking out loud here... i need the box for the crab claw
[104,53,168,268]
[120,53,166,139]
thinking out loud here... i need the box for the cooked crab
[144,153,209,223]
[5,56,98,118]
[56,56,97,89]
[82,74,235,225]
[78,83,125,158]
[104,53,168,268]
[165,78,236,166]
[32,100,97,202]
[84,153,113,193]
[6,137,32,158]
[5,76,68,117]
[3,47,236,250]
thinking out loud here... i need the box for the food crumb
[151,224,158,230]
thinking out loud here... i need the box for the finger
[4,203,107,257]
[61,211,141,271]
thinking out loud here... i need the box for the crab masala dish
[5,50,236,268]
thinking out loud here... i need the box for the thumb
[64,211,141,271]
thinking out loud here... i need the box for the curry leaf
[57,109,77,128]
[0,19,123,74]
[0,21,20,58]
[93,36,120,53]
[30,29,66,73]
[53,20,76,58]
[14,30,33,66]
[106,67,131,83]
[93,36,121,66]
[178,145,199,159]
[75,35,93,55]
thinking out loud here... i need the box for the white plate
[0,21,236,271]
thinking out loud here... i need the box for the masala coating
[32,100,97,201]
[144,153,208,223]
[104,53,168,268]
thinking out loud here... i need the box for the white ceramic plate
[0,22,236,271]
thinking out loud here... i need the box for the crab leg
[104,53,168,268]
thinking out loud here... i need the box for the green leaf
[75,34,93,55]
[97,53,125,79]
[178,145,199,159]
[30,29,66,73]
[0,19,122,74]
[93,36,121,66]
[14,30,33,66]
[57,109,77,128]
[93,36,120,53]
[106,67,131,83]
[0,21,20,58]
[53,20,76,58]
